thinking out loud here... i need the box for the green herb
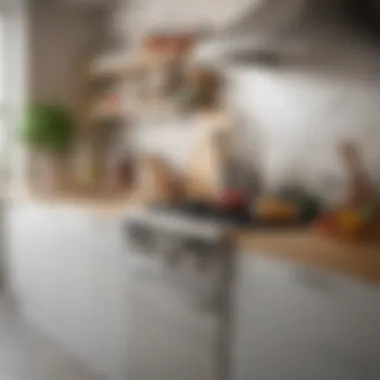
[20,104,75,153]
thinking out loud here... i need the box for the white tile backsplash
[113,0,380,204]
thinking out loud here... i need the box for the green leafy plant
[20,104,75,153]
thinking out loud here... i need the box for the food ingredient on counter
[319,203,379,241]
[319,141,379,242]
[254,196,299,223]
[216,190,248,210]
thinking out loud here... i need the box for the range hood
[196,0,380,66]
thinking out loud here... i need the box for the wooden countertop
[6,186,380,283]
[238,228,380,283]
[6,186,135,215]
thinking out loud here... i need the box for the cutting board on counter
[185,110,238,201]
[134,155,184,204]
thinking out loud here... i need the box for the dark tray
[152,202,317,229]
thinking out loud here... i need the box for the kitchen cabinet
[232,252,380,380]
[125,257,219,380]
[8,201,130,380]
[9,200,380,380]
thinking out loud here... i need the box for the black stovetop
[153,202,314,229]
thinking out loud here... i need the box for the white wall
[112,0,380,205]
[25,0,380,201]
[229,65,380,204]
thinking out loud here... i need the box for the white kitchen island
[7,199,380,380]
[8,200,130,380]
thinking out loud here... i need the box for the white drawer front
[233,253,380,380]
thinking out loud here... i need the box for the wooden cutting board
[185,110,238,201]
[134,154,184,204]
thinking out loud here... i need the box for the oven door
[124,214,233,380]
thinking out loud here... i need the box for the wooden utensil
[135,154,184,204]
[339,141,375,205]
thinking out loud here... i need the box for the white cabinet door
[232,252,380,380]
[44,211,130,380]
[9,202,96,349]
[9,202,130,380]
[8,202,74,311]
[81,216,130,380]
[125,267,219,380]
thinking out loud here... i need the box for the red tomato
[218,191,247,209]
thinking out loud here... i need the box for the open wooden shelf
[90,105,125,121]
[88,52,147,80]
[90,97,180,125]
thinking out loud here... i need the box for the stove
[122,208,236,380]
[153,201,317,229]
[153,202,252,226]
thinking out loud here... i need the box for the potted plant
[20,104,75,191]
